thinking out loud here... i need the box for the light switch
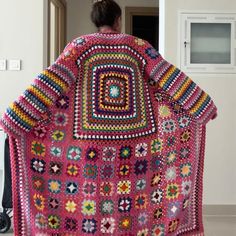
[9,60,21,71]
[0,60,7,71]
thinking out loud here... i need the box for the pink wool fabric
[0,33,217,235]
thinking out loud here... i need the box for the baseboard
[203,205,236,216]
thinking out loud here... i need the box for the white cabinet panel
[180,13,236,74]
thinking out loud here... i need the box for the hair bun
[91,0,121,28]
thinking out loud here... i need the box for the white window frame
[179,12,236,74]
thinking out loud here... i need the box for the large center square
[93,65,137,119]
[73,45,156,140]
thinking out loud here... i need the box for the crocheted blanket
[0,33,217,236]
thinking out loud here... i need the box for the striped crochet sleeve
[144,43,217,125]
[0,39,81,138]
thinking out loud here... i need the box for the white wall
[0,0,45,115]
[66,0,158,41]
[66,0,95,41]
[160,0,236,205]
[0,0,45,209]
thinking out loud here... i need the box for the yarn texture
[0,33,217,236]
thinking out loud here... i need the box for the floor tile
[204,216,236,236]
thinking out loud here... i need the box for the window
[191,23,231,64]
[180,13,236,74]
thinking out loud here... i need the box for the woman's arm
[0,38,83,138]
[143,41,217,124]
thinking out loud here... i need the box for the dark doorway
[125,7,159,50]
[133,15,159,50]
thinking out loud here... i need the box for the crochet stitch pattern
[0,33,217,236]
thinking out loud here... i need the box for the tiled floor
[2,216,236,235]
[204,216,236,236]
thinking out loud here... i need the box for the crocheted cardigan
[0,33,217,236]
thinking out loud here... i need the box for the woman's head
[91,0,122,32]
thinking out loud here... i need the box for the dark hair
[91,0,122,28]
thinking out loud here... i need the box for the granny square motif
[73,44,157,140]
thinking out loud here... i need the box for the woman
[0,0,217,235]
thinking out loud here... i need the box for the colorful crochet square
[73,45,157,140]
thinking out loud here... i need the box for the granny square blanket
[0,33,217,236]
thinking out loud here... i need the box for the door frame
[44,0,67,67]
